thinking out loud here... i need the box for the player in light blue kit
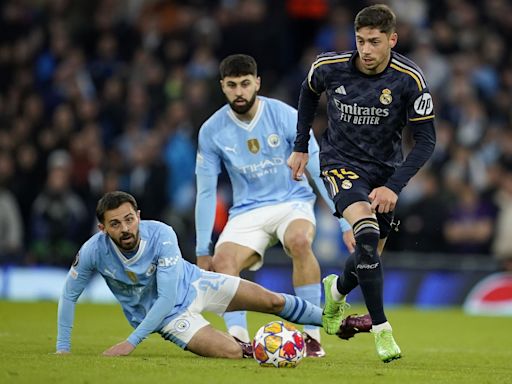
[56,191,332,358]
[195,54,355,357]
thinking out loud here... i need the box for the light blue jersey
[197,97,316,215]
[56,220,201,351]
[195,96,350,256]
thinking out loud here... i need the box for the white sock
[372,322,392,333]
[304,328,321,342]
[330,276,345,302]
[229,326,250,343]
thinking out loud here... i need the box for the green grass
[0,301,510,384]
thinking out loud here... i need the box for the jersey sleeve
[385,66,436,194]
[196,124,221,176]
[127,229,183,346]
[56,246,96,352]
[195,173,218,256]
[294,55,330,153]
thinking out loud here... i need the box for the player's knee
[212,253,238,275]
[286,232,313,257]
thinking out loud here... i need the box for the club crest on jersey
[267,134,280,148]
[72,252,80,267]
[126,270,138,283]
[380,89,392,105]
[145,264,156,277]
[247,138,260,154]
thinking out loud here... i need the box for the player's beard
[112,230,140,252]
[228,92,257,115]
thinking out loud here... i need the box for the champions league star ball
[252,321,305,368]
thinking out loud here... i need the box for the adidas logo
[335,85,347,95]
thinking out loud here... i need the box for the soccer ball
[252,320,305,368]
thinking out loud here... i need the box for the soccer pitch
[0,301,510,384]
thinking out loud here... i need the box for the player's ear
[255,76,261,92]
[389,32,398,48]
[98,222,105,233]
[137,210,141,220]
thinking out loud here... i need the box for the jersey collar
[227,98,265,132]
[109,237,147,265]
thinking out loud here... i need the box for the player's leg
[226,279,323,327]
[212,211,272,343]
[160,274,252,359]
[212,243,259,342]
[186,325,244,358]
[280,215,324,357]
[343,202,401,362]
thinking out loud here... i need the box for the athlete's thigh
[322,165,376,224]
[274,201,316,250]
[214,241,261,272]
[226,278,281,313]
[186,325,240,358]
[192,270,242,314]
[216,210,274,270]
[159,271,242,349]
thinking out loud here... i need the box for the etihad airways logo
[334,99,389,125]
[237,157,284,177]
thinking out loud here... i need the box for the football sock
[337,253,359,296]
[295,283,321,340]
[223,311,250,343]
[353,217,387,325]
[372,321,392,333]
[278,293,322,326]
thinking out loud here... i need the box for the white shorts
[159,270,240,349]
[216,200,316,271]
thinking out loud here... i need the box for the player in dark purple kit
[288,4,436,363]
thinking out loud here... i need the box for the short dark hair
[354,4,396,34]
[219,54,257,79]
[96,191,138,223]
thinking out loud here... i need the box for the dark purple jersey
[294,50,436,194]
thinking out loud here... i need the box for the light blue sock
[223,311,250,342]
[295,283,321,337]
[277,293,322,326]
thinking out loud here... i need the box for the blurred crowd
[1,0,512,271]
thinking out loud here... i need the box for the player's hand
[368,186,398,214]
[197,255,214,271]
[342,230,356,254]
[287,152,309,181]
[103,340,135,356]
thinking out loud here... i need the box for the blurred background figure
[0,0,510,306]
[28,150,89,266]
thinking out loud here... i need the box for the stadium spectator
[28,149,90,266]
[0,0,510,270]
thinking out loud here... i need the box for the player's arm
[289,68,323,180]
[195,173,218,270]
[305,135,355,252]
[384,122,436,196]
[56,251,95,354]
[194,128,222,271]
[103,240,182,356]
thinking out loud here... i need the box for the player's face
[355,27,397,74]
[98,202,141,252]
[221,74,260,115]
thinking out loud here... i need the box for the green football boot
[322,274,349,335]
[374,329,402,363]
